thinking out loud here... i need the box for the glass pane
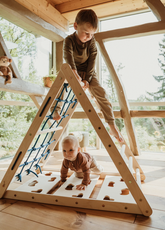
[104,34,164,102]
[0,17,52,159]
[100,12,165,153]
[100,11,157,31]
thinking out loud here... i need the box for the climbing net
[16,83,77,182]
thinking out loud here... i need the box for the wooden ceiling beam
[0,0,67,42]
[61,0,148,24]
[95,21,165,42]
[55,0,115,13]
[60,0,165,24]
[15,0,69,32]
[144,0,165,21]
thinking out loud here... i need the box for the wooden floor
[0,149,165,230]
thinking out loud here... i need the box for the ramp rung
[37,126,63,135]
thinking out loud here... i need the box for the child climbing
[51,9,123,142]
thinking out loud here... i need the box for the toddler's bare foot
[109,124,124,142]
[52,111,61,120]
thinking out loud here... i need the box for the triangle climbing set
[0,63,152,216]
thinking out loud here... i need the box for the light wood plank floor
[0,149,165,230]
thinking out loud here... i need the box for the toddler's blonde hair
[62,135,79,148]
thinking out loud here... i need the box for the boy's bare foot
[109,124,124,142]
[52,111,61,120]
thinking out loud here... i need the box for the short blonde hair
[62,135,79,148]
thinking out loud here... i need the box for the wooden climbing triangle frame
[0,63,152,216]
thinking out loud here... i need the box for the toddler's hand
[76,183,86,190]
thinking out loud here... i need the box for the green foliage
[0,17,40,159]
[0,16,37,83]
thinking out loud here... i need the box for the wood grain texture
[0,0,66,42]
[15,0,69,31]
[0,70,65,198]
[145,0,165,21]
[1,149,165,229]
[0,212,59,230]
[61,64,152,216]
[1,200,159,230]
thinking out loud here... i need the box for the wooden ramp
[0,63,152,216]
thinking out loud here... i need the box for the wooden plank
[0,0,66,42]
[145,0,165,21]
[95,21,165,42]
[36,126,63,135]
[0,212,58,230]
[97,176,136,203]
[15,172,61,194]
[0,77,49,96]
[72,110,122,119]
[62,0,149,24]
[0,70,65,198]
[55,173,100,198]
[14,0,69,32]
[96,40,140,156]
[130,110,165,118]
[72,110,165,119]
[0,201,144,229]
[0,199,16,211]
[61,63,152,216]
[4,190,142,215]
[135,209,165,230]
[55,0,115,13]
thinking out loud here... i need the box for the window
[100,12,165,152]
[0,17,52,159]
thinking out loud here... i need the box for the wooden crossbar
[36,126,63,135]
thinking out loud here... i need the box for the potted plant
[43,67,57,88]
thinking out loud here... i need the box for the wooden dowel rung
[37,126,63,135]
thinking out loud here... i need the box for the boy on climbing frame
[59,135,103,190]
[51,9,123,142]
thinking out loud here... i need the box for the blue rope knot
[33,158,38,162]
[15,173,22,182]
[64,83,69,92]
[26,169,38,177]
[34,164,42,174]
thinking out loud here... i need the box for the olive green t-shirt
[63,32,97,83]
